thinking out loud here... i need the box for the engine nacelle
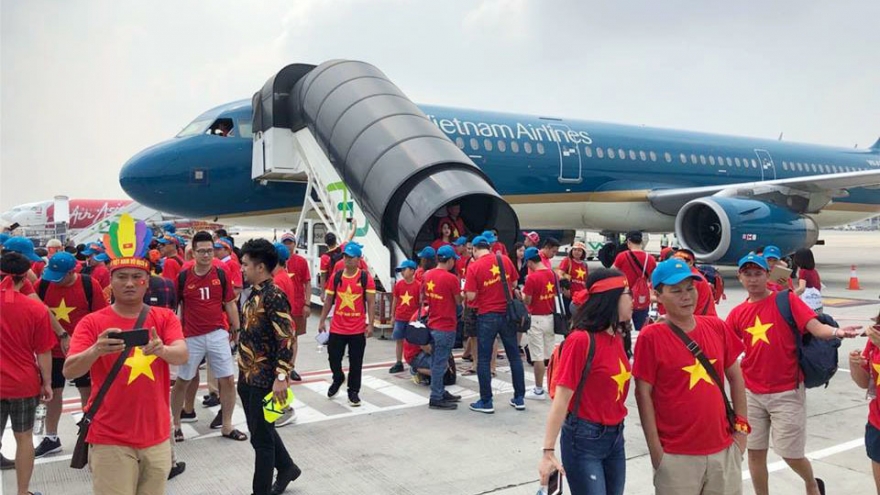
[675,197,819,264]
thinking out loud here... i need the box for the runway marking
[742,438,863,480]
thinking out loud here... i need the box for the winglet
[871,136,880,152]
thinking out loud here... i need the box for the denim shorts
[409,351,432,371]
[867,423,880,463]
[391,320,408,340]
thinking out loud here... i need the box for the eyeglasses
[194,249,214,255]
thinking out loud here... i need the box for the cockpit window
[237,121,253,138]
[208,118,235,137]
[176,119,213,138]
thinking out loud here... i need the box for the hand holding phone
[768,265,792,286]
[107,328,150,348]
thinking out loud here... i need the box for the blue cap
[94,253,111,263]
[523,247,541,261]
[480,230,497,243]
[472,236,490,248]
[162,223,176,233]
[437,245,460,260]
[417,246,436,259]
[343,242,363,258]
[396,259,418,272]
[453,236,468,246]
[157,236,180,246]
[214,237,233,250]
[2,236,41,262]
[651,259,702,287]
[738,253,769,271]
[274,242,290,263]
[762,245,782,260]
[0,233,10,246]
[41,252,78,282]
[81,242,105,255]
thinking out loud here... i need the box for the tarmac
[2,230,879,495]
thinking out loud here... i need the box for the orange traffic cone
[847,265,862,290]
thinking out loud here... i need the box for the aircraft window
[811,163,818,172]
[470,138,479,151]
[511,141,520,153]
[237,122,253,139]
[455,137,465,149]
[750,159,757,168]
[725,157,732,167]
[679,153,687,164]
[629,150,637,160]
[608,148,616,159]
[735,158,741,167]
[638,150,646,161]
[497,140,506,152]
[699,155,707,165]
[484,139,493,152]
[782,161,787,170]
[825,164,832,173]
[690,154,698,165]
[618,149,626,160]
[596,147,604,158]
[208,118,235,137]
[524,142,533,154]
[584,146,593,157]
[832,165,839,173]
[537,143,545,155]
[797,162,804,171]
[709,156,716,166]
[649,151,657,162]
[715,156,722,166]
[176,118,213,138]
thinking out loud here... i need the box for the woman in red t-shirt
[430,222,455,251]
[538,269,633,495]
[793,248,823,314]
[849,309,880,493]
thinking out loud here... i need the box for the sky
[2,0,879,211]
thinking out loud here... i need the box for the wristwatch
[57,333,70,339]
[276,373,287,382]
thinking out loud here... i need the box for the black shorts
[0,396,39,433]
[51,357,91,389]
[867,422,880,463]
[462,307,478,338]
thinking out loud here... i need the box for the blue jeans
[560,415,626,495]
[476,312,525,402]
[429,330,455,401]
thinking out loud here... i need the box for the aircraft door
[548,124,583,183]
[754,149,777,180]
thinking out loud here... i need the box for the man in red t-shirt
[34,252,109,459]
[63,222,187,495]
[850,326,880,493]
[613,231,656,357]
[655,248,716,317]
[464,235,524,413]
[633,258,747,494]
[170,231,246,442]
[521,247,558,401]
[414,246,436,284]
[726,253,859,495]
[423,246,464,410]
[389,260,420,374]
[318,243,375,406]
[481,229,508,257]
[0,252,55,495]
[82,242,112,289]
[214,237,244,296]
[158,236,184,283]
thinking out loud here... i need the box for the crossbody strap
[495,254,513,303]
[570,332,597,414]
[775,289,803,388]
[665,320,735,431]
[82,305,151,425]
[551,271,565,315]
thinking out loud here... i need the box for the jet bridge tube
[252,60,519,257]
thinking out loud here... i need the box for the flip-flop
[174,429,184,443]
[815,478,825,495]
[222,429,248,441]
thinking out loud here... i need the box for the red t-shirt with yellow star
[90,263,111,289]
[558,257,588,294]
[522,268,557,315]
[393,278,420,322]
[464,253,518,315]
[1,283,56,399]
[861,341,880,430]
[69,306,184,448]
[632,316,743,455]
[326,269,375,335]
[725,291,815,394]
[37,274,109,358]
[423,268,460,332]
[555,330,631,425]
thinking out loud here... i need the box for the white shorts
[527,314,555,361]
[177,329,236,381]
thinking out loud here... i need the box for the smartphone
[768,265,792,285]
[8,222,20,231]
[108,329,150,347]
[548,470,564,495]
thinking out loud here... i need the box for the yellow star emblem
[545,282,555,293]
[745,316,773,346]
[337,285,362,311]
[873,362,880,387]
[490,264,500,277]
[426,280,436,292]
[681,358,718,390]
[399,291,413,306]
[50,298,76,323]
[124,347,158,384]
[575,268,586,280]
[610,358,632,401]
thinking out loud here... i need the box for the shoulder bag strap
[665,320,735,430]
[495,254,513,303]
[628,251,645,275]
[81,305,151,426]
[570,333,597,413]
[551,271,565,315]
[775,289,802,387]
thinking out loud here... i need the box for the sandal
[174,428,184,443]
[222,429,248,441]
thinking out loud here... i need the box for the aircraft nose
[119,139,183,208]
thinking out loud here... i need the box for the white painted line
[361,376,428,406]
[462,373,515,395]
[300,380,381,413]
[743,438,863,481]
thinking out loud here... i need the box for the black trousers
[238,381,295,495]
[327,332,366,393]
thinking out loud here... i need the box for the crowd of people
[0,215,878,495]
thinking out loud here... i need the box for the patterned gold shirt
[238,279,294,389]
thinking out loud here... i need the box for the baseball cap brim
[21,251,42,262]
[41,267,69,283]
[656,271,701,287]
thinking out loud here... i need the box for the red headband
[109,258,151,273]
[572,276,628,306]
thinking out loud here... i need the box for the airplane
[1,198,132,231]
[119,67,880,265]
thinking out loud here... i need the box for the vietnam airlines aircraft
[119,61,880,264]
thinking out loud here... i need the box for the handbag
[404,284,431,346]
[551,272,568,336]
[71,306,150,469]
[443,355,457,385]
[496,254,530,333]
[665,320,736,433]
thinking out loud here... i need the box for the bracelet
[542,448,555,452]
[734,416,751,435]
[832,327,840,338]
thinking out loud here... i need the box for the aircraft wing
[647,169,880,215]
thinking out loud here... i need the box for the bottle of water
[34,404,47,435]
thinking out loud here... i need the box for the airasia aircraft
[1,199,132,231]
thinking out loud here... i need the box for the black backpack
[327,247,345,275]
[776,290,841,388]
[39,274,94,312]
[328,269,369,310]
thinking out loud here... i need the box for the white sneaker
[525,389,548,401]
[277,407,297,427]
